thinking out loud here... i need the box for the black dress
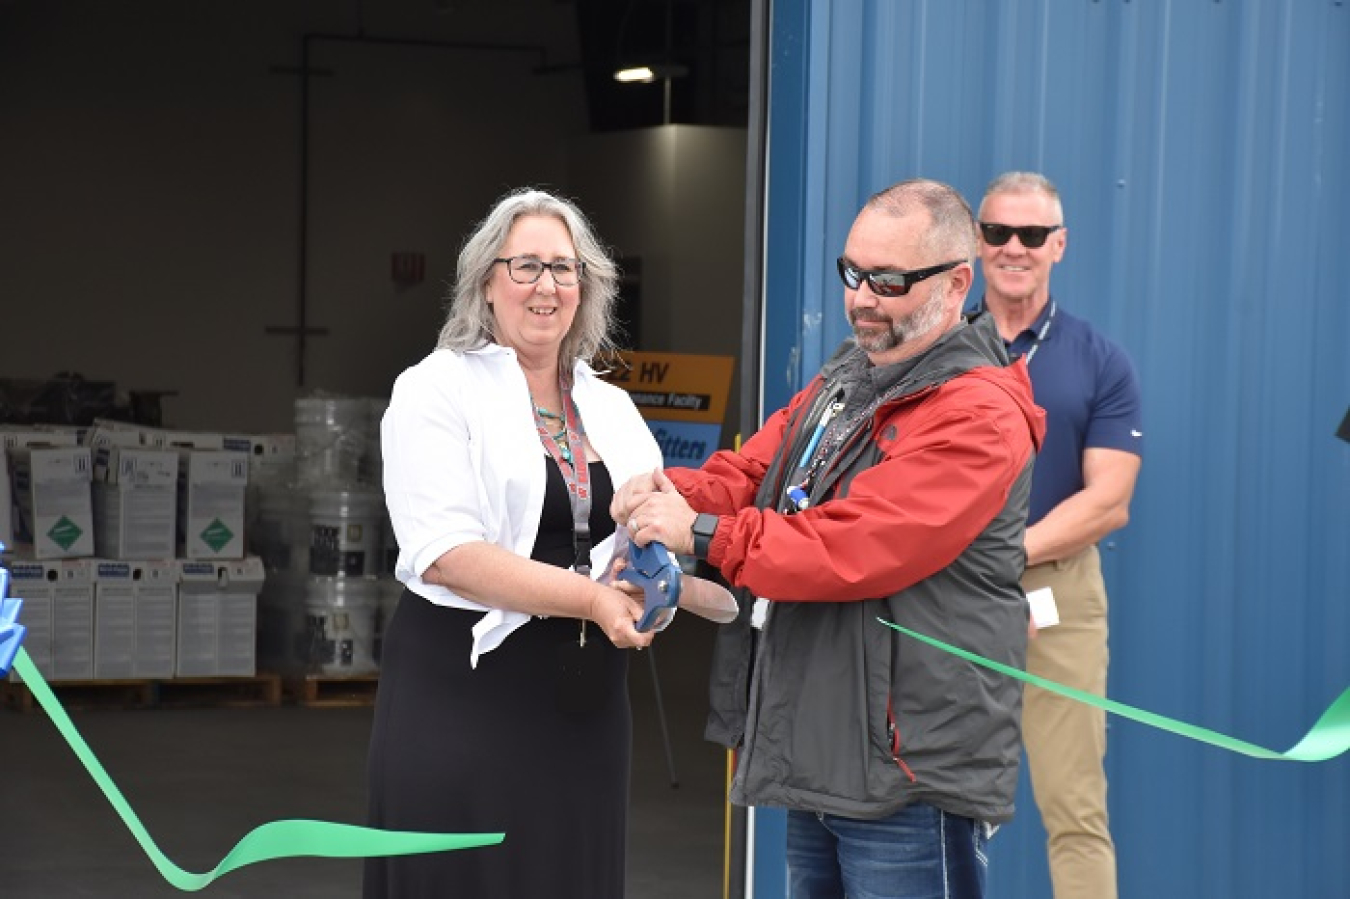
[364,459,628,899]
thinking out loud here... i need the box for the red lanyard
[532,387,592,576]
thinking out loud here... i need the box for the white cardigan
[381,343,664,666]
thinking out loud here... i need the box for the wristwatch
[691,513,719,561]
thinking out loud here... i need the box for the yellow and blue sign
[601,351,736,468]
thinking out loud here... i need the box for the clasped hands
[611,468,698,556]
[595,468,696,649]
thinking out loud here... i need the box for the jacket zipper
[887,697,917,783]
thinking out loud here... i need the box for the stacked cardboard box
[9,445,94,559]
[6,557,95,681]
[175,557,263,677]
[176,450,249,561]
[92,446,179,560]
[92,560,177,679]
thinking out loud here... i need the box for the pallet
[283,672,380,708]
[1,673,283,713]
[153,673,283,710]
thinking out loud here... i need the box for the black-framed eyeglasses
[836,257,965,298]
[978,222,1063,249]
[493,255,586,286]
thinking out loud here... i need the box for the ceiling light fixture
[614,65,655,84]
[613,63,688,84]
[612,0,688,124]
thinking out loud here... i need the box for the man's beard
[850,282,949,354]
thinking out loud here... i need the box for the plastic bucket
[293,396,371,488]
[359,397,388,487]
[302,575,379,675]
[308,489,383,576]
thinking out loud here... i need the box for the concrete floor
[0,618,727,898]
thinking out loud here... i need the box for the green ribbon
[879,619,1350,762]
[12,648,504,891]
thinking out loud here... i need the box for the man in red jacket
[615,178,1045,899]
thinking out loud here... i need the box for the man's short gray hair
[982,171,1065,224]
[865,179,977,263]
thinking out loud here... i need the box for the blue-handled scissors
[0,557,27,676]
[619,539,683,633]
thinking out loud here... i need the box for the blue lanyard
[796,395,844,472]
[785,392,845,512]
[1021,300,1057,366]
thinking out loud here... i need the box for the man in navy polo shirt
[972,172,1143,899]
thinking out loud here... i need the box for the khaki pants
[1023,545,1117,899]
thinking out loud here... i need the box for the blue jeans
[785,803,989,899]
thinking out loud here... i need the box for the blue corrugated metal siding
[759,2,1350,897]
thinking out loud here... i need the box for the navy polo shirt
[970,298,1143,525]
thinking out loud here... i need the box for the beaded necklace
[533,403,572,466]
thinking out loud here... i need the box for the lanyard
[783,390,845,513]
[794,392,845,474]
[784,366,929,514]
[1020,300,1057,366]
[531,387,592,577]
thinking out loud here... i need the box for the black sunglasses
[836,257,964,298]
[978,222,1063,249]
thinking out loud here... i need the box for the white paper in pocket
[1026,586,1060,629]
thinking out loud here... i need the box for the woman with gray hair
[366,187,664,898]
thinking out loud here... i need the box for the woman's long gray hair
[436,187,621,382]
